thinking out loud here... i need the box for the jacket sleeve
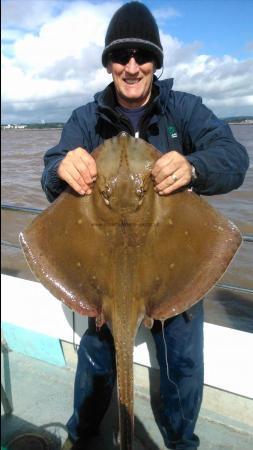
[178,94,249,195]
[41,109,91,202]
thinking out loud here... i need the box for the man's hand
[151,151,192,195]
[57,147,97,195]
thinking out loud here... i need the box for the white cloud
[1,1,119,122]
[153,6,181,21]
[12,2,117,73]
[1,0,253,123]
[165,53,253,116]
[1,0,60,30]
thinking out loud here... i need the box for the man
[41,2,249,449]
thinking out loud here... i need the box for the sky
[1,0,253,124]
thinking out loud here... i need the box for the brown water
[1,125,253,332]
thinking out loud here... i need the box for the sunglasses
[109,48,153,65]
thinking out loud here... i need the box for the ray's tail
[110,305,143,450]
[115,336,134,450]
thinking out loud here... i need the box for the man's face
[107,49,155,109]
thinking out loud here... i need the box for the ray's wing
[19,188,112,316]
[136,181,242,320]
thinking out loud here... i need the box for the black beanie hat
[102,1,163,69]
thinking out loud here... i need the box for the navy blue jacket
[41,78,249,202]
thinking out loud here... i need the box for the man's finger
[80,152,97,180]
[61,165,92,195]
[152,156,173,178]
[152,151,181,177]
[153,162,179,185]
[63,172,86,195]
[157,176,189,195]
[155,170,182,192]
[57,148,97,191]
[73,156,95,186]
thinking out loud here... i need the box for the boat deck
[1,349,252,450]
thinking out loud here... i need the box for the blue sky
[2,0,253,123]
[147,0,253,59]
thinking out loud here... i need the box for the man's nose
[125,56,139,74]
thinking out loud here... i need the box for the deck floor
[1,351,253,450]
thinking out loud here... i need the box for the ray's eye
[101,184,112,205]
[102,191,110,205]
[136,186,144,198]
[135,177,145,201]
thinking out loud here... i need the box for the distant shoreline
[228,122,253,125]
[1,119,253,130]
[1,126,63,130]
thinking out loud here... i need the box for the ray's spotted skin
[20,133,242,450]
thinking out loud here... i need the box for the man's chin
[118,93,147,108]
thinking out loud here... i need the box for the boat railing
[1,202,253,295]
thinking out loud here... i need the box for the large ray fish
[20,133,241,450]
